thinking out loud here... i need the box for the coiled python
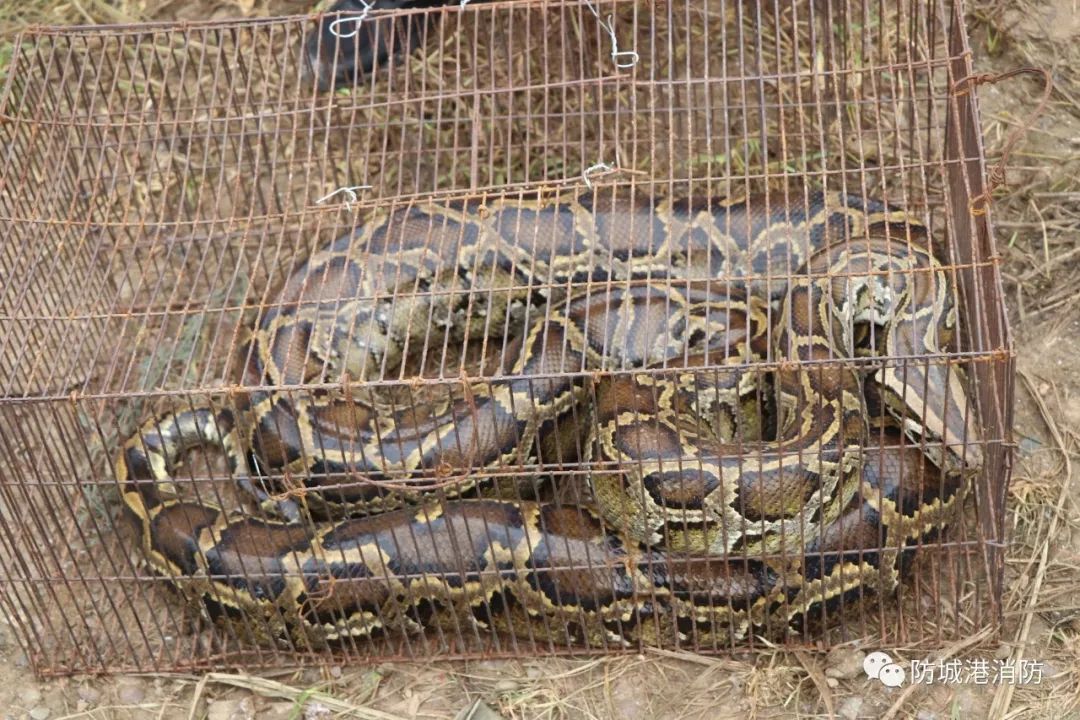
[117,189,982,647]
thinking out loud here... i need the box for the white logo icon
[879,663,906,687]
[863,651,894,680]
[864,651,906,687]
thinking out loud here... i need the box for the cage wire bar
[0,0,1012,675]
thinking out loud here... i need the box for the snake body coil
[117,190,982,647]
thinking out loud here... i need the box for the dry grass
[1,0,1079,718]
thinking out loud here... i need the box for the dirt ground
[2,0,1079,718]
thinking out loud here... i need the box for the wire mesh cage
[0,0,1013,675]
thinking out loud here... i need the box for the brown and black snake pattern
[116,190,982,647]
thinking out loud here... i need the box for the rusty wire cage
[0,0,1012,675]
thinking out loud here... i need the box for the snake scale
[117,189,983,648]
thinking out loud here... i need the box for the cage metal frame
[0,0,1013,676]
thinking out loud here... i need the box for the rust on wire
[950,67,1052,216]
[0,0,1014,676]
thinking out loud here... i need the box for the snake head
[311,304,403,381]
[876,361,983,473]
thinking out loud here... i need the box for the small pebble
[328,665,343,679]
[473,660,507,674]
[493,679,519,693]
[116,680,145,705]
[77,686,101,705]
[206,697,256,720]
[1042,661,1062,683]
[1018,436,1042,456]
[951,684,989,717]
[42,691,65,715]
[825,647,867,680]
[732,650,757,664]
[916,710,937,720]
[28,708,51,720]
[994,643,1013,660]
[610,674,650,720]
[838,696,863,720]
[304,702,332,720]
[454,700,505,720]
[263,703,299,719]
[19,688,42,705]
[825,677,839,688]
